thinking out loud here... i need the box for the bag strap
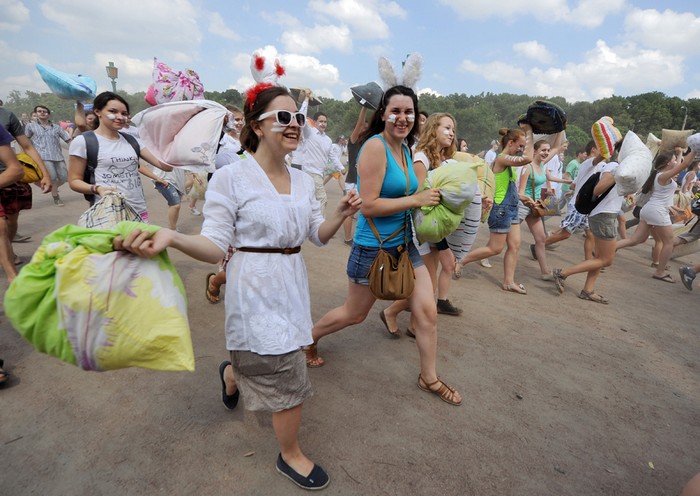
[366,143,411,247]
[119,131,141,157]
[530,164,537,201]
[83,131,99,179]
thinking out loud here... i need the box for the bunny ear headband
[245,51,286,110]
[377,52,423,91]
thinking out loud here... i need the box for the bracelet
[90,184,98,194]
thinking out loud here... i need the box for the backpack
[575,172,615,215]
[82,131,141,203]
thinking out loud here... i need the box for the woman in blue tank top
[517,134,571,280]
[305,85,462,406]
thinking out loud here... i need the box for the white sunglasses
[257,110,306,127]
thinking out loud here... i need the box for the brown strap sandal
[304,343,325,368]
[418,374,461,406]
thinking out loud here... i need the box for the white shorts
[640,204,671,227]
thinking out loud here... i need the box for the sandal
[379,310,400,338]
[418,374,461,406]
[405,327,416,338]
[652,273,676,284]
[502,283,527,295]
[578,289,609,304]
[304,343,325,368]
[205,272,220,304]
[552,268,566,294]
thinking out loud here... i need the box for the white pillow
[686,133,700,153]
[646,133,661,157]
[131,100,227,172]
[614,131,653,196]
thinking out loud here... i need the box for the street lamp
[681,105,688,130]
[106,61,118,92]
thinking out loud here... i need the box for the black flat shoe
[218,361,239,410]
[276,454,330,490]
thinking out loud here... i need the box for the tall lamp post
[106,61,118,92]
[681,105,688,130]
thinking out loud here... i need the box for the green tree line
[5,88,697,159]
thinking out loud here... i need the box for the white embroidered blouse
[201,155,326,355]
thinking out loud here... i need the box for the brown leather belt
[237,246,301,255]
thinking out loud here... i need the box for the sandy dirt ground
[1,181,699,496]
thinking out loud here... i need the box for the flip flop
[205,272,220,304]
[218,361,239,410]
[379,310,400,338]
[652,273,676,283]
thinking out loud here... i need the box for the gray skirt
[230,349,312,412]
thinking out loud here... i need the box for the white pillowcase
[614,131,653,196]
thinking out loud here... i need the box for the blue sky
[1,0,699,104]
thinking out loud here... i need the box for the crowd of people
[1,75,699,490]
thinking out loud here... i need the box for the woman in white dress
[617,149,697,282]
[115,84,361,491]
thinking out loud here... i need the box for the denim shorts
[487,201,519,233]
[155,182,183,206]
[588,212,618,240]
[346,242,424,285]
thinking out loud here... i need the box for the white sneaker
[190,208,201,216]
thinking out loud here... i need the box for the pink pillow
[144,84,156,106]
[152,58,205,104]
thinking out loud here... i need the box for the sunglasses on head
[257,110,306,127]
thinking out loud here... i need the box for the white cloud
[0,0,30,32]
[207,12,240,41]
[419,87,441,97]
[438,0,624,27]
[308,0,406,39]
[92,53,153,94]
[281,24,353,54]
[230,46,341,97]
[0,75,47,101]
[460,40,684,102]
[568,0,626,28]
[0,41,45,66]
[513,41,553,62]
[687,89,700,99]
[624,8,700,56]
[40,0,202,59]
[460,59,529,86]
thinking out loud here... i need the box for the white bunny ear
[400,53,423,91]
[378,56,398,90]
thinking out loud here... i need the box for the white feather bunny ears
[377,53,423,91]
[245,51,286,110]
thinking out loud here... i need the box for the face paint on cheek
[270,123,287,133]
[387,114,397,124]
[407,115,415,123]
[442,129,451,135]
[106,113,117,121]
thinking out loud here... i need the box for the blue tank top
[524,163,547,199]
[354,135,418,247]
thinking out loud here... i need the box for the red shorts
[0,182,32,218]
